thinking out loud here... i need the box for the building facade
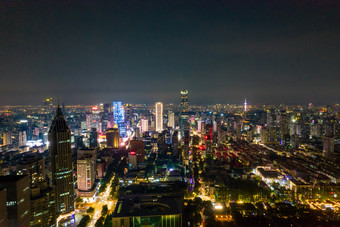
[106,125,120,148]
[155,102,163,132]
[0,175,30,227]
[48,107,74,220]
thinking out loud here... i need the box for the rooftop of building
[113,193,183,218]
[17,154,43,165]
[0,174,28,183]
[229,203,257,211]
[49,106,70,133]
[257,168,280,179]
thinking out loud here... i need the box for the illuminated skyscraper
[16,155,46,186]
[168,111,175,129]
[43,97,53,113]
[113,101,126,137]
[130,140,145,163]
[102,103,113,132]
[2,132,12,146]
[180,90,188,113]
[91,106,101,133]
[155,102,163,132]
[180,90,189,138]
[18,131,27,147]
[141,119,149,133]
[128,151,137,169]
[0,176,30,227]
[197,120,202,132]
[106,124,120,148]
[244,98,247,112]
[77,149,96,196]
[48,106,74,221]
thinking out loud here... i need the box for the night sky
[0,0,339,105]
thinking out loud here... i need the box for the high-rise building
[165,127,172,145]
[16,155,54,227]
[91,106,101,133]
[291,133,299,149]
[85,113,92,131]
[184,122,190,147]
[142,132,151,151]
[102,103,113,132]
[106,125,120,148]
[260,127,269,143]
[43,98,53,113]
[0,175,30,227]
[157,131,167,156]
[18,131,27,147]
[0,188,8,227]
[129,140,145,163]
[244,98,247,112]
[128,151,137,169]
[168,111,175,129]
[180,90,189,138]
[113,101,127,137]
[155,102,163,132]
[180,115,189,138]
[172,130,179,157]
[197,120,202,132]
[48,106,74,221]
[141,119,149,133]
[278,111,289,140]
[266,109,276,126]
[180,90,188,113]
[2,132,12,146]
[77,156,95,191]
[89,128,98,148]
[125,104,132,127]
[323,135,335,160]
[77,149,96,199]
[16,155,46,187]
[213,121,218,132]
[30,187,55,227]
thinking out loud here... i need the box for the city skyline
[0,93,339,107]
[0,1,339,226]
[0,0,339,105]
[0,90,339,226]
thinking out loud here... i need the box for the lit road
[88,175,115,227]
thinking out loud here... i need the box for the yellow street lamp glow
[214,203,223,210]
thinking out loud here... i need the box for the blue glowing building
[113,101,127,137]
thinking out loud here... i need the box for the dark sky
[0,0,339,105]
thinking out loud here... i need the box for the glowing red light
[130,151,136,155]
[92,106,99,111]
[204,135,208,140]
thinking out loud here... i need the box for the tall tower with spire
[180,89,189,113]
[244,98,247,112]
[48,105,74,221]
[179,90,189,138]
